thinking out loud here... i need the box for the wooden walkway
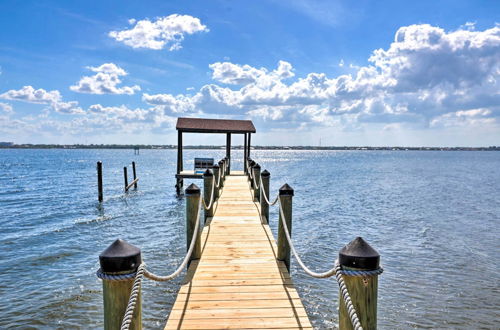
[165,174,312,329]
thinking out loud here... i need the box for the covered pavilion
[175,117,256,194]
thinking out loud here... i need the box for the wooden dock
[165,173,313,329]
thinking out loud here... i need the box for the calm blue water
[0,149,499,329]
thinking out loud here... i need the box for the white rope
[143,198,202,281]
[214,168,222,188]
[120,264,144,330]
[202,175,216,210]
[277,198,337,278]
[260,181,279,206]
[277,199,383,330]
[251,170,260,190]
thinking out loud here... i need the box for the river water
[0,149,499,329]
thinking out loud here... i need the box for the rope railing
[202,174,216,210]
[276,198,383,330]
[260,179,279,206]
[97,197,203,330]
[214,167,222,188]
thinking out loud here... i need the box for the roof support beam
[226,133,231,174]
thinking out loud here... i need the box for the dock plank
[164,175,312,329]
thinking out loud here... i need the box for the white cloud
[109,14,208,51]
[0,102,13,113]
[70,63,140,95]
[0,86,83,114]
[209,60,294,85]
[140,24,499,131]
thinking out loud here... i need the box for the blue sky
[0,0,498,146]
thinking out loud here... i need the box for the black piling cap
[212,164,220,169]
[339,237,380,270]
[261,169,270,177]
[218,160,224,165]
[204,169,213,176]
[185,183,200,195]
[279,183,294,196]
[250,160,256,167]
[99,239,141,273]
[253,163,261,169]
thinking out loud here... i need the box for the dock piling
[132,162,138,189]
[212,164,220,200]
[277,183,294,271]
[185,184,202,262]
[123,167,128,192]
[218,160,225,188]
[252,163,261,202]
[260,170,270,224]
[338,237,380,330]
[203,169,214,223]
[99,239,142,330]
[97,161,103,203]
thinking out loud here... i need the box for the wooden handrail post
[97,161,103,202]
[218,160,225,188]
[247,158,253,181]
[212,164,220,200]
[338,237,380,330]
[99,239,142,330]
[123,167,128,192]
[277,183,294,272]
[203,169,214,223]
[132,161,138,189]
[185,184,202,263]
[252,163,261,202]
[248,160,256,187]
[260,170,270,224]
[224,157,229,175]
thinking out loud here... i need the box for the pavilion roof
[176,117,256,133]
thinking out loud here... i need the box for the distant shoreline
[0,144,498,151]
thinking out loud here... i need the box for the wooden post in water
[212,164,220,200]
[97,161,103,203]
[99,239,142,330]
[123,167,128,192]
[185,184,202,263]
[132,162,138,189]
[277,183,294,272]
[218,160,225,188]
[260,170,270,224]
[252,163,261,202]
[338,237,380,330]
[203,169,214,223]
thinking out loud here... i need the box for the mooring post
[132,161,138,189]
[212,164,220,200]
[277,183,294,272]
[97,161,103,202]
[185,184,202,263]
[252,163,261,201]
[218,160,225,188]
[247,158,252,181]
[224,157,229,175]
[249,160,256,188]
[338,237,380,330]
[123,167,128,192]
[203,169,214,223]
[99,239,142,330]
[260,170,270,224]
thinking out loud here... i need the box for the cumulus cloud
[109,14,208,51]
[0,86,83,114]
[70,63,140,95]
[141,24,499,130]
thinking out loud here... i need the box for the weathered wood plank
[164,175,312,329]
